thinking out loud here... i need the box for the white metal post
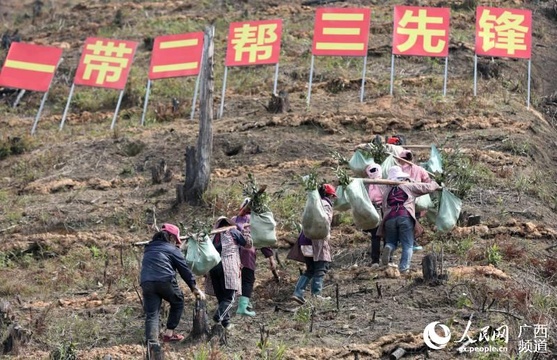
[526,59,531,110]
[360,56,368,102]
[443,56,448,97]
[218,66,229,119]
[141,79,152,126]
[473,54,478,96]
[273,63,280,95]
[31,91,49,135]
[389,55,395,96]
[59,83,75,131]
[111,89,125,130]
[307,55,315,106]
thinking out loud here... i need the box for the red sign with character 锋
[475,7,532,59]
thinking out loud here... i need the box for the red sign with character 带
[475,7,532,59]
[225,19,282,67]
[0,42,62,92]
[392,6,450,57]
[312,7,371,57]
[74,37,138,90]
[149,32,204,80]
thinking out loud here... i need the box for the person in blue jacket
[140,223,205,343]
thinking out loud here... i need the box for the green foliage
[486,244,502,266]
[330,150,348,165]
[334,166,350,187]
[88,245,102,259]
[241,173,271,214]
[301,171,319,191]
[435,143,494,199]
[0,136,32,160]
[294,304,312,324]
[359,142,389,164]
[49,341,77,360]
[271,188,304,232]
[118,139,145,157]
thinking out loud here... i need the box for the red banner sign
[74,37,138,90]
[312,7,371,57]
[149,32,204,80]
[0,42,62,92]
[225,19,282,67]
[393,6,450,57]
[476,7,532,59]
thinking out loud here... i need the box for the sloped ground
[1,0,557,359]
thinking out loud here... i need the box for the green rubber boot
[236,296,256,317]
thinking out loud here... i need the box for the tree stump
[189,299,210,342]
[1,300,31,355]
[264,91,290,114]
[146,341,164,360]
[151,160,172,184]
[422,254,439,285]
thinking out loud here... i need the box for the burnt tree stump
[1,300,31,355]
[264,91,290,114]
[146,341,164,360]
[422,253,439,285]
[189,299,210,342]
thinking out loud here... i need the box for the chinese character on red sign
[476,7,532,59]
[149,32,204,80]
[393,6,450,57]
[225,19,282,67]
[0,42,63,92]
[74,37,138,90]
[312,7,371,57]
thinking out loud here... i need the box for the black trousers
[209,262,236,326]
[241,267,255,298]
[141,280,184,343]
[368,226,382,264]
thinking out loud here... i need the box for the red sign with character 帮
[476,7,532,59]
[225,19,282,67]
[149,32,204,80]
[0,42,62,92]
[312,7,371,57]
[74,37,138,90]
[392,6,450,57]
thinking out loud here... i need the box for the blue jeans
[141,280,184,343]
[384,216,414,271]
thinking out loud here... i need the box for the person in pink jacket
[378,166,441,273]
[364,163,384,267]
[398,149,431,251]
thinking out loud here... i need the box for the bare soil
[1,0,557,359]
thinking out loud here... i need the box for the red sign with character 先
[476,7,532,59]
[392,6,450,57]
[312,7,371,57]
[74,37,138,90]
[149,32,204,80]
[0,42,63,92]
[225,19,282,67]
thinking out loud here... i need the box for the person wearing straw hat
[140,223,205,344]
[231,198,276,317]
[378,166,441,273]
